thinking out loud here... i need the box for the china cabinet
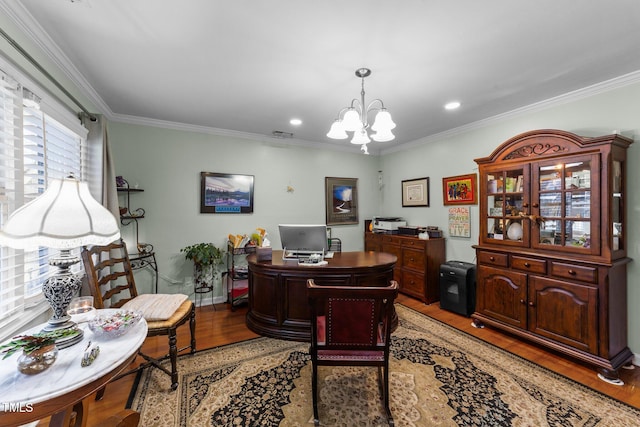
[473,129,633,382]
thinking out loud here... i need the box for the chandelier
[327,68,396,155]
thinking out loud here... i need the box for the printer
[373,217,407,232]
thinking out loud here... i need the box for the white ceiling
[5,0,640,154]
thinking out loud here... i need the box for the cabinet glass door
[533,155,599,254]
[483,165,528,246]
[612,160,624,252]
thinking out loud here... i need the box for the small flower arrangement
[0,327,80,359]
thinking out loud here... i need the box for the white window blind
[0,68,86,331]
[0,70,23,325]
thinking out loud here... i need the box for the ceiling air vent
[272,131,294,139]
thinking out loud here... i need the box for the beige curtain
[79,113,120,299]
[80,113,119,218]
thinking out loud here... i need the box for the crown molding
[381,69,640,155]
[0,2,114,117]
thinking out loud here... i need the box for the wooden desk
[0,313,147,427]
[246,251,397,341]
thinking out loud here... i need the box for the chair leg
[312,363,319,427]
[382,364,394,426]
[168,328,179,390]
[189,304,196,354]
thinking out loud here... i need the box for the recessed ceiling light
[290,118,302,126]
[444,101,461,110]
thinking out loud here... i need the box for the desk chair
[81,239,195,392]
[307,279,399,426]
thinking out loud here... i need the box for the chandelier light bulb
[371,109,396,132]
[341,109,362,132]
[371,129,395,142]
[326,120,348,139]
[351,128,371,145]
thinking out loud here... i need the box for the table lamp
[0,176,120,346]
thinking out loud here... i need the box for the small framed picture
[325,177,358,225]
[442,173,477,205]
[401,177,429,207]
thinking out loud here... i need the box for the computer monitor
[278,224,328,254]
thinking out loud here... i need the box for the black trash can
[439,261,476,316]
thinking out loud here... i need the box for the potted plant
[0,327,80,374]
[180,243,224,291]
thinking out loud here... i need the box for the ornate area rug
[128,305,640,426]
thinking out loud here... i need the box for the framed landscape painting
[200,172,254,213]
[442,173,477,205]
[325,177,358,225]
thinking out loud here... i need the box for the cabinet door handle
[524,262,530,267]
[532,202,539,208]
[489,256,495,261]
[529,301,535,307]
[520,299,525,305]
[568,269,576,275]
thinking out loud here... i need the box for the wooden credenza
[364,232,445,303]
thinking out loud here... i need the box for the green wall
[111,82,640,360]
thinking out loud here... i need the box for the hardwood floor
[37,294,640,426]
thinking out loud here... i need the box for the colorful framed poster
[442,173,477,205]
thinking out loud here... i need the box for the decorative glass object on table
[67,296,96,323]
[88,309,142,340]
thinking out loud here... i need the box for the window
[0,67,87,332]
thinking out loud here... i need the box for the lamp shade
[371,109,396,132]
[341,109,362,132]
[371,129,395,142]
[351,129,371,145]
[0,177,120,250]
[326,120,348,139]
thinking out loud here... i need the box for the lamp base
[41,249,84,347]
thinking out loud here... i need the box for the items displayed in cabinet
[474,129,633,384]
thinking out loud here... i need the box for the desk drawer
[402,248,425,271]
[477,250,508,267]
[402,238,426,250]
[511,255,546,274]
[381,235,402,245]
[550,262,597,284]
[401,270,425,298]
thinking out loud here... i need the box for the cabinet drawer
[511,255,546,274]
[402,238,426,250]
[381,235,402,245]
[401,270,425,298]
[550,262,597,284]
[477,251,508,267]
[402,248,425,271]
